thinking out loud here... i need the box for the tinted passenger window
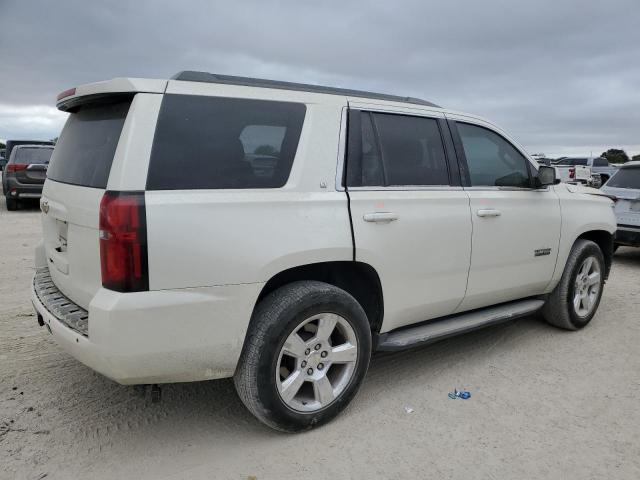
[47,100,131,188]
[346,111,449,187]
[147,95,306,190]
[456,123,531,188]
[605,168,640,189]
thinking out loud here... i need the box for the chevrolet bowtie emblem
[41,201,49,214]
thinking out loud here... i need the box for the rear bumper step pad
[33,267,89,337]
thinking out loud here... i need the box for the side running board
[376,298,545,351]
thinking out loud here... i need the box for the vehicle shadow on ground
[0,198,40,212]
[40,313,547,443]
[613,247,640,266]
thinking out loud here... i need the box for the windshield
[605,167,640,189]
[14,147,54,164]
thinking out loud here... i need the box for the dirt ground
[1,189,639,480]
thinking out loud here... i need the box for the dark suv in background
[2,140,55,171]
[3,144,54,210]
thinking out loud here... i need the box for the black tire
[5,196,19,211]
[234,281,372,432]
[542,239,605,330]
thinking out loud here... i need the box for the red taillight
[57,87,76,101]
[99,191,148,292]
[6,164,27,173]
[569,167,575,179]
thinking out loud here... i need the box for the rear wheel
[542,239,605,330]
[5,196,19,211]
[234,281,372,432]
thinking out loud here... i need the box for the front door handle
[476,209,501,218]
[363,212,399,223]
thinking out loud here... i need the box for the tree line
[601,148,639,163]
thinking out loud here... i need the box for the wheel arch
[576,230,614,280]
[255,261,384,336]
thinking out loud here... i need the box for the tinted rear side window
[606,168,640,189]
[47,100,131,188]
[14,148,54,164]
[346,111,449,187]
[146,95,306,190]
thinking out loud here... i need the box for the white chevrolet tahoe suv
[32,72,616,432]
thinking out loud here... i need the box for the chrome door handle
[476,209,501,218]
[363,212,399,223]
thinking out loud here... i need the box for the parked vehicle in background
[601,162,640,248]
[555,157,618,185]
[3,140,54,171]
[554,163,592,185]
[0,152,5,171]
[3,144,54,210]
[31,72,616,432]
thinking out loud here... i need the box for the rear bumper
[32,267,263,385]
[5,178,43,198]
[616,224,640,247]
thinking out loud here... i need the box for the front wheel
[234,281,372,432]
[542,239,605,330]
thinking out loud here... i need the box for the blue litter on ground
[449,389,471,399]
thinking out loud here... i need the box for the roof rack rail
[171,71,440,108]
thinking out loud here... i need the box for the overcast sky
[1,0,638,158]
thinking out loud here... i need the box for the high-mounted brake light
[56,87,76,101]
[6,164,27,173]
[99,191,149,292]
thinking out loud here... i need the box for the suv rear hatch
[41,97,132,309]
[11,146,53,184]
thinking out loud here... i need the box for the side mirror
[536,165,557,187]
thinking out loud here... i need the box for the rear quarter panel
[144,89,352,289]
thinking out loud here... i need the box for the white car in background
[32,72,616,431]
[601,161,640,248]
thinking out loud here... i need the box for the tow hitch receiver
[134,384,162,403]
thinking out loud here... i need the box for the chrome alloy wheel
[573,256,601,318]
[276,313,358,412]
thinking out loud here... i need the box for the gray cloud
[1,0,638,157]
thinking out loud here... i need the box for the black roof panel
[171,71,440,108]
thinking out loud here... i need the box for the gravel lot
[1,187,639,480]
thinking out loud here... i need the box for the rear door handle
[363,212,399,223]
[476,209,501,218]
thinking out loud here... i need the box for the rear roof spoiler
[56,78,167,112]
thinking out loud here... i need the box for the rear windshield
[146,94,306,190]
[557,158,588,166]
[605,167,640,189]
[13,147,53,164]
[47,99,131,188]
